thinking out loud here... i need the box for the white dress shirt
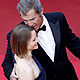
[38,15,56,62]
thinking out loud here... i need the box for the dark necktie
[37,25,46,33]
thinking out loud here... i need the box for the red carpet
[0,0,80,79]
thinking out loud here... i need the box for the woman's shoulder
[16,62,34,80]
[15,55,32,68]
[15,57,34,79]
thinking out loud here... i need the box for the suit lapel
[49,20,61,60]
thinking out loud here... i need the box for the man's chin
[33,26,39,31]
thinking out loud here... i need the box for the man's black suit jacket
[2,12,80,80]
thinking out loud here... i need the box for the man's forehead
[20,10,37,20]
[20,9,37,16]
[21,14,37,21]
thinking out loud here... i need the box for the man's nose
[26,21,33,26]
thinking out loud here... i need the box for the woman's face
[27,30,39,52]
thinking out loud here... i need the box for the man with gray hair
[2,0,80,80]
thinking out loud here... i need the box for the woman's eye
[33,38,36,41]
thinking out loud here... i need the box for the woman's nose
[36,37,40,42]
